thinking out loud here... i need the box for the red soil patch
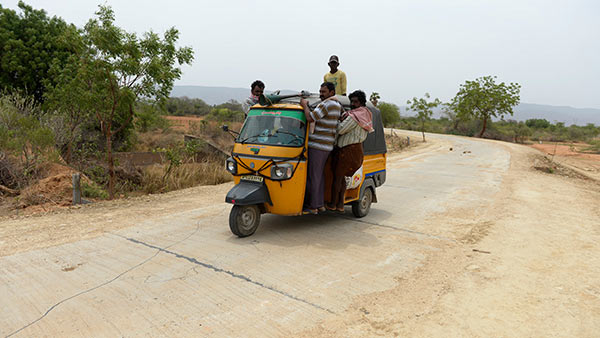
[529,143,600,180]
[18,163,92,212]
[529,143,600,160]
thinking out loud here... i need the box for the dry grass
[141,160,232,194]
[188,120,242,151]
[132,130,182,152]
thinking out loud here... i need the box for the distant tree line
[377,76,599,145]
[166,97,244,122]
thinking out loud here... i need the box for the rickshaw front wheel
[229,205,261,237]
[352,187,373,218]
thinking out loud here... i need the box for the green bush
[379,102,401,127]
[135,103,170,132]
[166,97,211,116]
[583,140,600,154]
[206,108,244,122]
[81,181,108,199]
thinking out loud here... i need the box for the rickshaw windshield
[238,109,306,147]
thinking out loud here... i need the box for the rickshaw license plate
[241,175,263,183]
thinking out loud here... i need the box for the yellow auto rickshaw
[223,93,386,237]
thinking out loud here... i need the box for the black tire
[352,187,373,218]
[229,205,261,237]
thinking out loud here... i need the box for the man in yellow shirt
[323,55,347,96]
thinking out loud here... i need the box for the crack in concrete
[331,214,457,243]
[122,236,335,314]
[5,224,201,338]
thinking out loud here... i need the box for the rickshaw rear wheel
[352,187,373,218]
[229,205,260,237]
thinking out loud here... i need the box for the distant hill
[510,103,600,126]
[171,85,599,126]
[171,85,296,105]
[415,103,600,126]
[171,86,249,105]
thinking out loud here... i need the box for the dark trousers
[330,143,364,209]
[305,147,331,209]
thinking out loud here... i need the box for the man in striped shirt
[299,82,342,214]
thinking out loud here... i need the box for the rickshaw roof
[251,94,387,155]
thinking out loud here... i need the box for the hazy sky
[4,0,600,108]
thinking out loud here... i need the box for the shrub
[82,181,108,199]
[583,140,600,154]
[135,103,170,132]
[0,93,57,186]
[206,107,244,123]
[379,102,401,127]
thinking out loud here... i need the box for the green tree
[166,96,211,116]
[406,93,441,141]
[135,102,169,132]
[525,118,551,129]
[450,76,521,138]
[370,92,380,106]
[51,5,193,199]
[214,100,244,113]
[0,2,78,103]
[44,47,93,163]
[514,121,532,143]
[378,102,401,127]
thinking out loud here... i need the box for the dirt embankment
[529,143,600,181]
[0,163,93,216]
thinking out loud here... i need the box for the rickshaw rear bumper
[226,181,272,206]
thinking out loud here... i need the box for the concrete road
[1,132,511,337]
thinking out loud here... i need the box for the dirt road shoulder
[0,183,231,257]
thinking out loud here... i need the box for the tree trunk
[65,123,78,163]
[421,121,426,142]
[478,118,488,138]
[65,140,73,164]
[453,118,460,131]
[106,131,115,200]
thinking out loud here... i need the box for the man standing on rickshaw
[323,55,347,96]
[299,82,341,214]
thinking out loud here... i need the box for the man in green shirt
[323,55,347,96]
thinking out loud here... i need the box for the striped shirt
[308,99,342,151]
[336,116,369,148]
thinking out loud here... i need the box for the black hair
[321,81,336,93]
[348,90,367,106]
[251,80,265,90]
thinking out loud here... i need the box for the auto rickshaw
[223,93,387,237]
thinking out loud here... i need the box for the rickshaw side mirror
[222,124,239,139]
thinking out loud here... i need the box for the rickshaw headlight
[226,158,237,174]
[270,164,293,180]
